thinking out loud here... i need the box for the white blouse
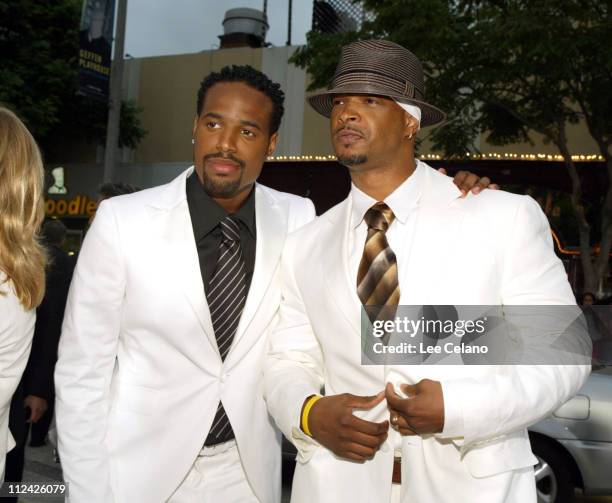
[0,272,35,481]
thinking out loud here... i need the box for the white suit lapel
[322,200,361,336]
[146,168,219,357]
[231,184,287,349]
[320,166,463,331]
[402,166,465,304]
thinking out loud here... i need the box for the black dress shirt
[186,172,257,300]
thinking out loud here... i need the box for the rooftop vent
[219,8,269,49]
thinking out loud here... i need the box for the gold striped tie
[357,202,400,327]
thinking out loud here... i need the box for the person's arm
[389,196,591,448]
[22,307,54,403]
[22,282,57,404]
[264,231,388,462]
[0,289,34,478]
[23,250,73,423]
[263,232,325,461]
[54,200,125,503]
[441,196,590,445]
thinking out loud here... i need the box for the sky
[124,0,314,58]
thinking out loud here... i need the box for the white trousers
[168,440,259,503]
[391,483,401,503]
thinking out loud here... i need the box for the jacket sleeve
[0,287,34,480]
[54,200,125,503]
[22,305,55,401]
[263,227,325,462]
[439,196,591,448]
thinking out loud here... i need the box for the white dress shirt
[348,161,424,294]
[347,161,425,452]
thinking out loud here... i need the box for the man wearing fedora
[264,40,590,502]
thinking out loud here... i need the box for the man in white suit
[54,66,317,503]
[264,40,591,503]
[54,62,492,502]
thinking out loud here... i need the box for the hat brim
[307,84,446,128]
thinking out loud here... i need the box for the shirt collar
[186,172,256,241]
[349,160,424,229]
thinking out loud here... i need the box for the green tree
[0,0,146,162]
[292,0,612,292]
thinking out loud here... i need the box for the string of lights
[265,153,605,162]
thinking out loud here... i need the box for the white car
[530,365,612,503]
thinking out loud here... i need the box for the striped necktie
[357,202,401,335]
[204,215,246,445]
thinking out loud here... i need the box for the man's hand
[438,167,500,196]
[24,395,48,423]
[385,380,444,436]
[308,392,389,462]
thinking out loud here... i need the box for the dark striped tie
[357,202,400,341]
[204,215,246,445]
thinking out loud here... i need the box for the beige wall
[127,46,601,163]
[301,86,334,156]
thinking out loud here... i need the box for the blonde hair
[0,107,46,310]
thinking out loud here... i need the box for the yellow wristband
[301,395,322,437]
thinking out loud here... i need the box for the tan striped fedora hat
[307,39,446,127]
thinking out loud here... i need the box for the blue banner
[78,0,116,101]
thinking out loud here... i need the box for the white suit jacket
[0,275,35,481]
[55,167,315,503]
[264,164,590,503]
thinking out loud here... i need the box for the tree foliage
[0,0,146,161]
[291,0,612,291]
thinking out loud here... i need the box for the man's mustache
[333,125,365,137]
[202,152,245,169]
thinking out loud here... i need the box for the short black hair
[42,219,67,246]
[98,182,139,200]
[196,65,285,135]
